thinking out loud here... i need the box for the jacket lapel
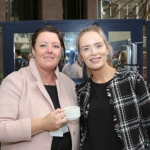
[36,81,54,108]
[29,58,55,109]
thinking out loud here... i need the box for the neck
[38,67,57,86]
[92,64,116,83]
[42,74,56,86]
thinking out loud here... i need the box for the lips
[90,57,100,62]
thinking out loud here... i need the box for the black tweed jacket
[76,68,150,150]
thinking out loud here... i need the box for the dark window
[19,0,39,20]
[63,0,85,19]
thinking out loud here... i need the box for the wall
[40,0,63,20]
[86,0,97,19]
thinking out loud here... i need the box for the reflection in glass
[61,32,83,78]
[62,50,83,78]
[109,31,130,52]
[109,31,130,69]
[62,32,79,63]
[109,30,147,82]
[14,33,33,70]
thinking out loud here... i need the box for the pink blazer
[0,58,79,150]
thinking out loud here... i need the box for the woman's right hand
[41,108,67,131]
[31,108,67,136]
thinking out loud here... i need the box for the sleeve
[0,72,31,142]
[136,73,150,142]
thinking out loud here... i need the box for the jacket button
[73,132,75,135]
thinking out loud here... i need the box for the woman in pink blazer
[0,26,79,150]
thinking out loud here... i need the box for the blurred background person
[15,49,28,71]
[28,53,33,64]
[62,50,83,78]
[118,50,127,66]
[22,52,29,65]
[112,51,124,69]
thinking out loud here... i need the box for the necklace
[44,83,56,86]
[42,75,56,86]
[44,84,50,85]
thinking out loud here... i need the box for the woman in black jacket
[76,25,150,150]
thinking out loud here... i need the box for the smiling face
[79,31,108,72]
[32,31,62,71]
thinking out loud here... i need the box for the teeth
[91,58,99,62]
[45,57,53,59]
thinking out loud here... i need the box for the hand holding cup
[42,108,67,131]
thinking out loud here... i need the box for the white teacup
[63,106,80,121]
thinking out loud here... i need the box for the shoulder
[0,71,25,93]
[115,68,142,79]
[1,67,30,85]
[3,70,24,81]
[113,68,144,88]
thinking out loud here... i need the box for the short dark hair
[31,25,66,64]
[15,49,22,56]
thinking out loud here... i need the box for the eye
[40,44,47,48]
[96,44,102,48]
[52,44,60,49]
[83,47,90,51]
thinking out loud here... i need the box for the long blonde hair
[76,25,113,77]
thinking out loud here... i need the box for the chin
[91,65,105,71]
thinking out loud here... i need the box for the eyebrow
[53,42,61,45]
[81,42,103,49]
[39,42,61,45]
[39,41,48,44]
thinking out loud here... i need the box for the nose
[91,46,97,55]
[47,45,53,53]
